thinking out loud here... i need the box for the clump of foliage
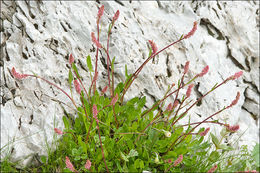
[5,5,259,173]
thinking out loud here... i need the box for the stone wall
[1,1,259,167]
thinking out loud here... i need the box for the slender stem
[180,120,227,127]
[140,76,197,119]
[106,31,112,96]
[85,118,94,143]
[73,70,90,102]
[93,22,100,95]
[171,78,230,127]
[28,74,77,108]
[120,38,185,103]
[96,122,109,172]
[80,96,89,121]
[112,105,119,128]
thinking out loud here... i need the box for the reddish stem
[120,38,185,103]
[27,74,77,108]
[96,122,109,172]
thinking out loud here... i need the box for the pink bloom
[73,80,81,94]
[97,5,104,23]
[167,159,172,164]
[91,32,102,48]
[92,104,99,123]
[85,160,91,170]
[198,65,209,77]
[54,128,63,135]
[184,21,197,39]
[207,164,217,173]
[173,100,179,108]
[184,61,190,74]
[226,124,240,132]
[148,40,158,54]
[228,92,240,107]
[186,84,194,98]
[110,93,118,106]
[65,156,77,173]
[166,103,173,111]
[173,154,183,166]
[229,71,243,80]
[69,53,74,65]
[112,10,120,23]
[11,67,29,79]
[92,104,98,117]
[101,85,108,94]
[199,127,210,136]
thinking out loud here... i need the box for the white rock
[1,1,259,167]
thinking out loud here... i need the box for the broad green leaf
[68,70,73,85]
[41,156,47,163]
[128,149,138,158]
[210,133,220,149]
[62,116,70,129]
[120,152,129,162]
[252,143,259,166]
[209,151,220,162]
[185,134,192,143]
[86,55,93,72]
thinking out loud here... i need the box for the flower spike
[184,21,197,39]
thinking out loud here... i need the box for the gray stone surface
[1,1,259,167]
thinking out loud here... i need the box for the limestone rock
[1,1,259,167]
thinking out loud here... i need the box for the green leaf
[111,57,115,71]
[40,156,47,163]
[179,34,184,40]
[120,152,129,162]
[68,70,73,85]
[62,116,70,129]
[252,143,260,166]
[125,64,128,78]
[86,55,93,72]
[185,134,192,143]
[72,63,80,78]
[128,149,138,158]
[209,151,220,162]
[210,133,220,149]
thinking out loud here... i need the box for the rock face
[1,1,259,167]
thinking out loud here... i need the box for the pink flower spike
[101,85,108,94]
[92,104,98,117]
[110,93,118,106]
[85,160,91,170]
[184,61,190,74]
[54,128,63,135]
[186,84,194,98]
[73,79,81,94]
[207,164,217,173]
[148,40,158,54]
[199,127,210,136]
[198,65,209,77]
[69,54,74,65]
[166,103,173,111]
[230,71,243,80]
[226,124,240,132]
[229,92,240,107]
[65,156,77,173]
[11,67,29,79]
[91,32,102,48]
[184,21,197,39]
[113,10,120,23]
[97,5,104,23]
[173,154,183,166]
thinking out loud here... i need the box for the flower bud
[163,130,171,138]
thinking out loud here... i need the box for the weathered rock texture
[1,1,259,167]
